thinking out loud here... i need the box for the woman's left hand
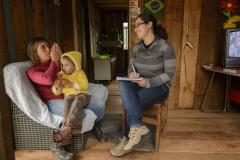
[50,43,62,62]
[132,79,146,87]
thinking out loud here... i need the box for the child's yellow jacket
[52,51,88,96]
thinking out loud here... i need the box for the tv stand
[201,65,240,112]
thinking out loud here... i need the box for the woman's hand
[128,72,140,79]
[129,72,146,87]
[132,79,146,87]
[50,43,62,62]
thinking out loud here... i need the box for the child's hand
[54,79,62,90]
[61,79,73,87]
[57,73,63,79]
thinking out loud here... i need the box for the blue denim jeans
[119,81,169,137]
[47,96,105,122]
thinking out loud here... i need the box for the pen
[132,65,136,73]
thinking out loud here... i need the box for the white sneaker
[123,125,149,151]
[110,137,133,157]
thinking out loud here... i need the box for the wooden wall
[61,0,74,51]
[194,0,225,110]
[0,0,15,159]
[160,0,184,109]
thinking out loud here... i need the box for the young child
[52,51,90,146]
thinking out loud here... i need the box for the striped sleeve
[127,46,137,74]
[146,43,176,87]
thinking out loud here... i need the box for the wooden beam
[97,4,128,9]
[42,0,49,39]
[163,0,184,109]
[11,0,29,61]
[194,0,225,110]
[76,0,88,70]
[129,0,144,56]
[54,3,61,44]
[25,0,33,41]
[32,0,44,37]
[178,0,202,108]
[0,0,14,158]
[72,0,78,51]
[3,0,16,62]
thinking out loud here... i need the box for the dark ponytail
[137,13,168,40]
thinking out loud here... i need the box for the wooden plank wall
[12,0,30,61]
[178,0,202,108]
[32,0,44,37]
[0,0,15,159]
[194,0,225,109]
[88,0,101,58]
[161,0,184,109]
[61,0,74,51]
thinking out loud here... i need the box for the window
[123,22,128,50]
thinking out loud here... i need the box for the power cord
[183,44,204,97]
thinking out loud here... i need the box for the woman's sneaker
[123,125,149,151]
[50,143,74,160]
[110,137,133,157]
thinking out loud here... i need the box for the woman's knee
[118,81,130,91]
[86,97,105,121]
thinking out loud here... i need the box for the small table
[200,65,240,112]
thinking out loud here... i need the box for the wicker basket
[11,101,88,150]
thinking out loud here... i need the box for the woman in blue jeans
[110,13,176,156]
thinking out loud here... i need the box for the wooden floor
[15,110,240,160]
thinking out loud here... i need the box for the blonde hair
[27,37,49,64]
[61,56,74,65]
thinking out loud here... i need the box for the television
[223,28,240,68]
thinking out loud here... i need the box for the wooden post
[72,0,78,51]
[32,0,44,37]
[3,0,16,62]
[0,1,15,159]
[178,0,202,108]
[42,0,48,39]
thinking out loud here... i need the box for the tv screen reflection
[229,31,240,58]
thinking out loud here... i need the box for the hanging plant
[219,0,240,29]
[219,0,238,19]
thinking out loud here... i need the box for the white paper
[116,76,143,81]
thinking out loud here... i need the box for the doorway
[94,0,129,80]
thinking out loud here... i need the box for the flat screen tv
[223,28,240,68]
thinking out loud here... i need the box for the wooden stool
[122,100,168,151]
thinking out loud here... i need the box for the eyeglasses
[134,22,145,29]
